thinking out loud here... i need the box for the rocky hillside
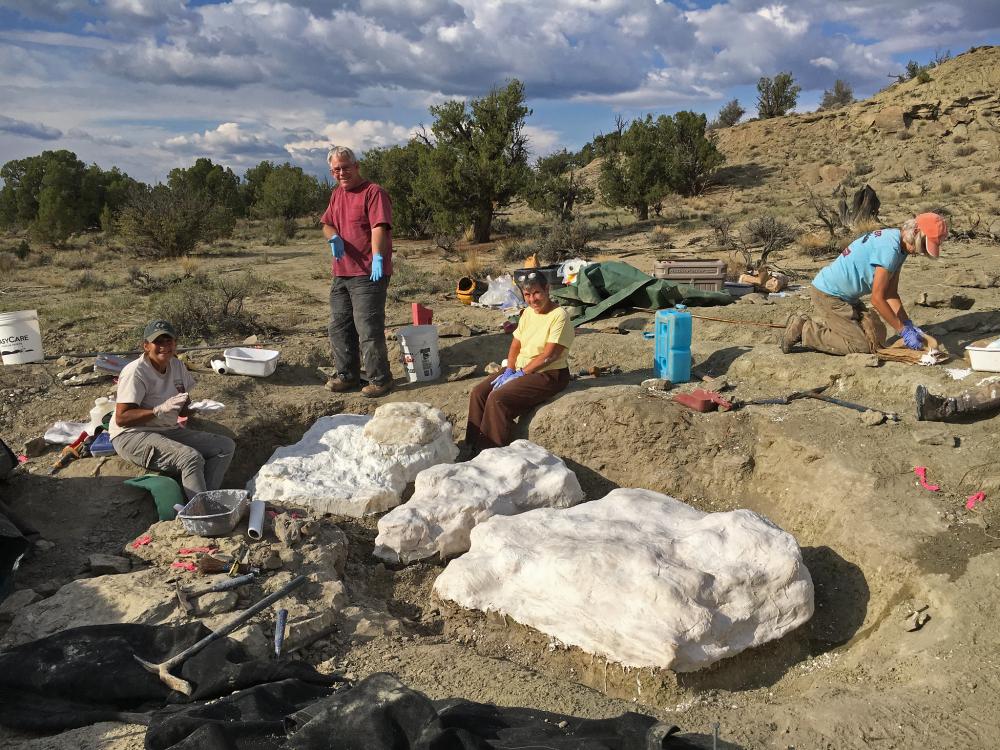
[711,45,1000,235]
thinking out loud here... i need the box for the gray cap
[143,319,177,342]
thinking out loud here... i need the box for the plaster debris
[248,403,458,517]
[434,488,814,672]
[374,440,584,564]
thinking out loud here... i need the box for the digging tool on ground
[736,385,899,421]
[136,573,307,695]
[175,572,256,613]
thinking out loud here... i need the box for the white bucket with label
[396,324,440,383]
[0,309,44,365]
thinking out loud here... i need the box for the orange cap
[915,212,948,257]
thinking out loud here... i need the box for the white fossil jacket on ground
[433,488,814,672]
[247,403,458,517]
[374,440,584,563]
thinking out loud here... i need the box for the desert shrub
[709,99,745,129]
[66,270,109,291]
[151,270,270,339]
[853,162,874,176]
[955,145,977,157]
[975,178,1000,192]
[940,181,953,194]
[819,80,855,110]
[711,214,795,271]
[896,130,914,141]
[756,72,801,118]
[263,217,297,245]
[58,253,93,270]
[0,251,16,273]
[14,239,30,260]
[117,184,236,258]
[502,219,595,265]
[916,69,932,84]
[796,232,838,258]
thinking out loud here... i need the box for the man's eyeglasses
[330,165,355,173]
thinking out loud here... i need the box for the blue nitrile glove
[328,235,344,260]
[492,367,525,391]
[370,253,384,281]
[900,320,924,350]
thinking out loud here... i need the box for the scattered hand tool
[229,542,249,577]
[274,608,288,659]
[136,574,308,695]
[175,572,255,613]
[49,431,88,474]
[674,389,733,413]
[735,385,899,422]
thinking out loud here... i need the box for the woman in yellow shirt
[464,273,574,453]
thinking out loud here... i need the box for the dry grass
[180,257,202,277]
[0,251,17,274]
[940,180,954,194]
[797,232,841,259]
[955,145,977,157]
[854,219,883,235]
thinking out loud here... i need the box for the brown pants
[465,368,570,451]
[800,287,887,356]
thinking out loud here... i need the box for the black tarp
[2,625,703,750]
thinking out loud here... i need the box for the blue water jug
[654,307,692,383]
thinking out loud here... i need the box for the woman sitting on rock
[464,272,574,454]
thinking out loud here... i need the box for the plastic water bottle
[654,306,692,383]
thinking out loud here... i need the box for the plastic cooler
[654,308,692,383]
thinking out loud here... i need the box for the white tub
[966,344,1000,373]
[223,347,280,377]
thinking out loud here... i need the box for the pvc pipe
[211,359,228,375]
[246,500,266,540]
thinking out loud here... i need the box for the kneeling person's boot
[916,383,1000,422]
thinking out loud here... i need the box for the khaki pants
[800,287,887,356]
[465,368,570,451]
[113,428,235,500]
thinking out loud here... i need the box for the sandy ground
[2,48,1000,748]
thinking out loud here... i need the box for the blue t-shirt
[812,229,907,302]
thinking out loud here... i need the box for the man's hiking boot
[781,314,807,354]
[325,376,358,393]
[916,383,1000,422]
[361,380,393,398]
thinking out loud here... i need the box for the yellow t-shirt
[513,305,574,372]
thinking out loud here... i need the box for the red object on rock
[131,534,153,549]
[913,466,940,492]
[966,491,986,510]
[411,303,433,325]
[673,389,733,413]
[171,561,197,572]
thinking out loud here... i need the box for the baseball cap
[143,319,177,342]
[915,212,948,258]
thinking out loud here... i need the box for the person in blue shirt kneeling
[782,212,948,355]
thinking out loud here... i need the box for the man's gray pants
[113,428,236,500]
[329,275,391,385]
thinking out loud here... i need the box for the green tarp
[551,261,733,326]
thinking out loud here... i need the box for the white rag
[189,399,225,412]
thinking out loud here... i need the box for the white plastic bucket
[397,325,440,383]
[0,309,43,365]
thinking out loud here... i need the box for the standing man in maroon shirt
[321,146,395,398]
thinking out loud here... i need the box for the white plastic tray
[223,347,280,377]
[966,345,1000,373]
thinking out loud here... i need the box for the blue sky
[1,0,997,183]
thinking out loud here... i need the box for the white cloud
[162,122,282,157]
[810,56,837,70]
[284,119,416,158]
[523,125,562,157]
